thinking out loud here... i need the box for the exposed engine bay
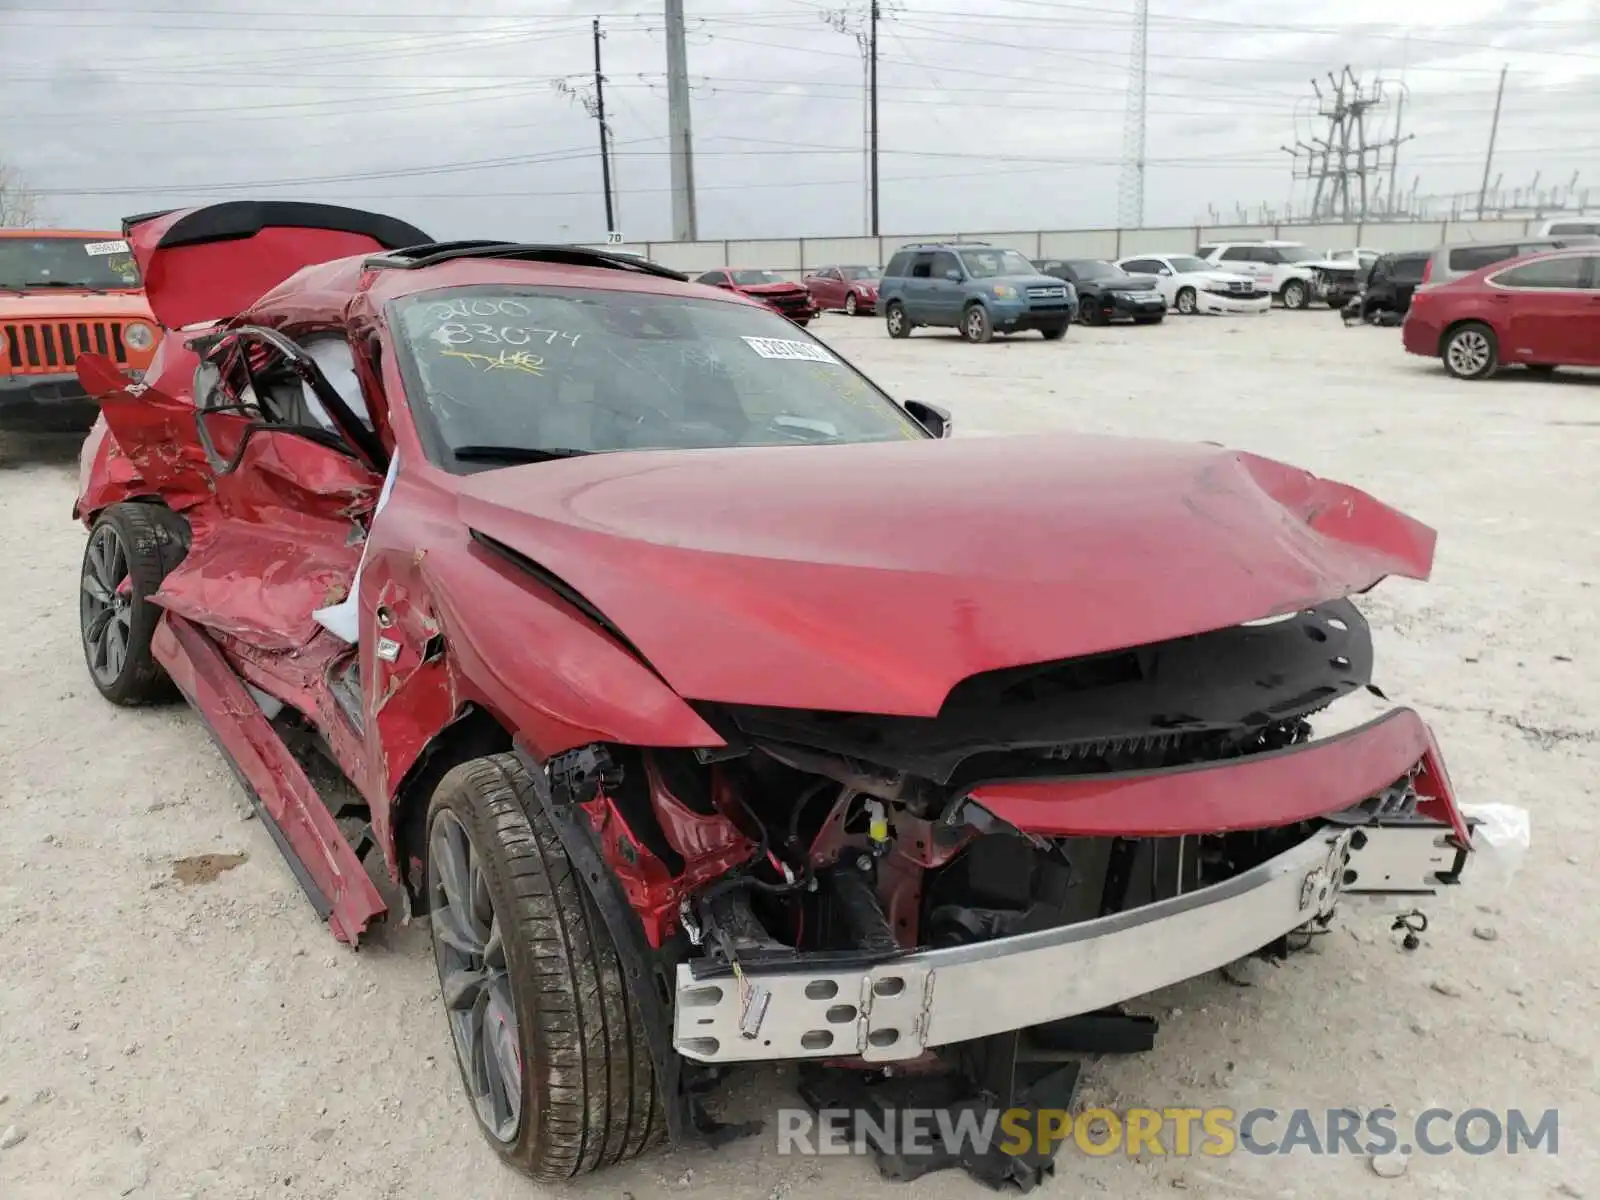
[552,598,1399,969]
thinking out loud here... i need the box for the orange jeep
[0,228,160,432]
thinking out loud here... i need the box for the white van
[1536,218,1600,237]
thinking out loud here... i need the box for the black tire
[1175,287,1197,315]
[79,502,188,706]
[885,301,911,338]
[961,304,993,343]
[426,754,662,1181]
[844,292,859,316]
[1440,321,1499,381]
[792,318,810,328]
[1280,279,1309,310]
[1040,323,1068,341]
[1080,298,1109,326]
[1133,314,1164,325]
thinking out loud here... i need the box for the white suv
[1196,241,1358,310]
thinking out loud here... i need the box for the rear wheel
[885,301,910,338]
[961,304,993,344]
[426,754,662,1180]
[79,502,187,706]
[1175,287,1197,315]
[1280,279,1309,310]
[1441,322,1499,380]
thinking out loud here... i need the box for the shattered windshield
[958,249,1036,279]
[391,285,927,471]
[0,236,142,290]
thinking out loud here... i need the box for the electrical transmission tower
[1117,0,1149,228]
[1281,67,1412,222]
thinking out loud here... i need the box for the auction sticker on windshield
[83,239,131,256]
[742,336,838,364]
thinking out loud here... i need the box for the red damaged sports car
[74,202,1488,1188]
[692,266,818,325]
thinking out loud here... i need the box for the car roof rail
[894,240,990,250]
[364,241,689,281]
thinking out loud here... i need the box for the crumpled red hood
[457,434,1434,716]
[737,281,807,295]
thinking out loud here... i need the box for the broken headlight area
[551,598,1444,973]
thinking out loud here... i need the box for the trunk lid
[125,201,432,330]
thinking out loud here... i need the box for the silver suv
[1420,234,1600,287]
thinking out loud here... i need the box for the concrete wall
[591,218,1554,277]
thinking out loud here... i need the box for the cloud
[1,0,1595,240]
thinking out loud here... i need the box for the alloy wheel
[1177,289,1196,315]
[429,809,523,1144]
[1446,329,1492,377]
[80,523,132,687]
[845,292,858,315]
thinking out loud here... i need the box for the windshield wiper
[26,281,107,293]
[452,444,594,464]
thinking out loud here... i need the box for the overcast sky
[3,0,1597,243]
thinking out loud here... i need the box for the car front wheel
[1280,279,1309,310]
[1040,322,1068,340]
[1441,322,1499,380]
[961,304,993,343]
[426,754,662,1180]
[1175,287,1197,315]
[844,292,859,316]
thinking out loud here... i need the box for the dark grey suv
[877,242,1077,342]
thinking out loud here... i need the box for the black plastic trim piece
[136,201,432,252]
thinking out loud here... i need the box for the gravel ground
[1,312,1596,1200]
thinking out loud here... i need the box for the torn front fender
[406,533,725,759]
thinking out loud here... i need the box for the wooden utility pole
[1477,65,1508,219]
[593,19,615,235]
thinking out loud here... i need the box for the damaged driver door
[154,326,387,654]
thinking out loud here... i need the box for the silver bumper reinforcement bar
[673,823,1465,1064]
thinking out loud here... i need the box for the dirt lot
[1,313,1596,1199]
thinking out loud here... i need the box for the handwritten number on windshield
[433,323,581,349]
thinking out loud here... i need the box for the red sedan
[801,263,882,315]
[1403,246,1600,379]
[692,267,817,325]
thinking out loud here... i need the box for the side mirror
[903,399,953,439]
[943,269,962,282]
[1158,266,1172,276]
